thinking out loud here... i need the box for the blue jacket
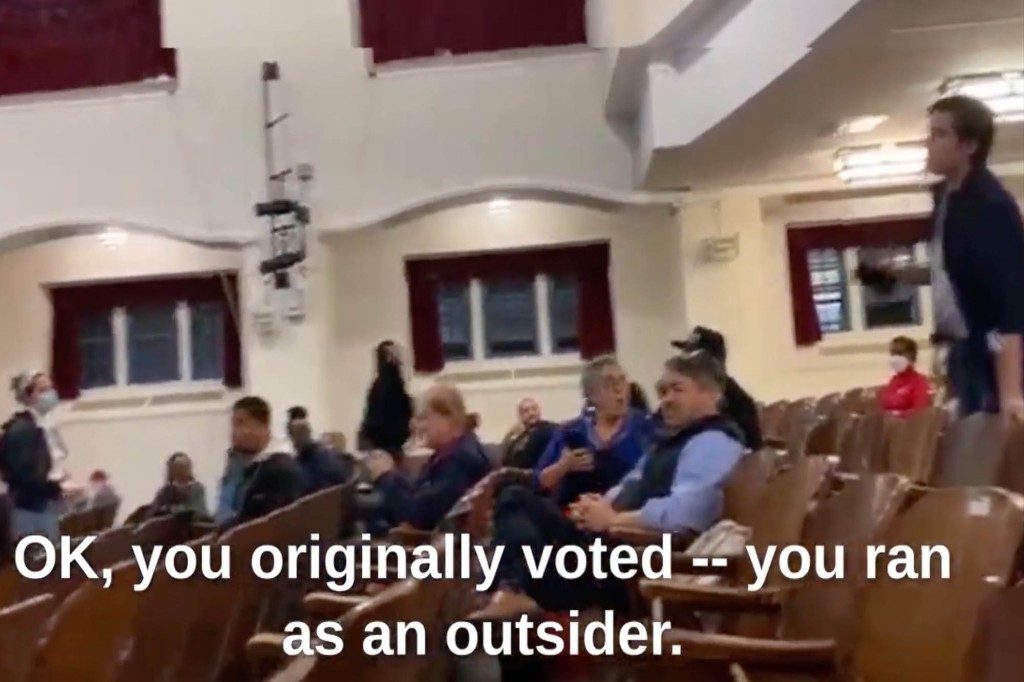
[0,412,61,512]
[936,167,1024,341]
[535,409,650,507]
[214,450,246,524]
[374,431,491,530]
[295,443,350,494]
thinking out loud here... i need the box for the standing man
[859,96,1024,425]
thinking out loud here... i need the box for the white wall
[678,174,1024,403]
[325,200,681,443]
[0,233,242,517]
[0,0,632,244]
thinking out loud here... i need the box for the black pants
[491,485,630,613]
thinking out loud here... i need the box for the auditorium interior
[1,0,1023,680]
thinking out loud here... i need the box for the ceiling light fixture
[835,114,888,136]
[98,227,127,249]
[488,197,511,215]
[940,70,1024,123]
[834,142,930,185]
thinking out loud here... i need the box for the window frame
[810,242,934,348]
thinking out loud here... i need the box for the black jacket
[358,365,413,454]
[723,377,763,450]
[0,412,61,512]
[501,421,556,470]
[295,443,351,494]
[232,452,305,524]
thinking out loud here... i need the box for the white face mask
[889,355,910,374]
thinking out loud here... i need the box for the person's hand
[855,263,897,294]
[558,447,594,473]
[365,450,395,482]
[1001,396,1024,429]
[576,497,618,533]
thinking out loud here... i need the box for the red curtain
[48,273,242,399]
[0,0,176,98]
[404,243,614,373]
[358,0,587,64]
[787,217,932,347]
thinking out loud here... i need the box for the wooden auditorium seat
[880,406,947,483]
[963,579,1024,682]
[931,413,1008,488]
[0,595,56,682]
[638,486,1024,682]
[837,410,891,474]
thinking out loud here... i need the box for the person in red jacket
[880,336,933,415]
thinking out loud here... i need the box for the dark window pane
[190,302,225,381]
[860,246,921,329]
[547,276,579,352]
[807,248,850,333]
[78,311,115,389]
[437,283,472,361]
[483,278,538,358]
[127,304,180,384]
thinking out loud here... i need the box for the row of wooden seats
[58,501,120,538]
[0,481,354,682]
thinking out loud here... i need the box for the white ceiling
[645,0,1024,190]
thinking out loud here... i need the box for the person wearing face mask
[879,336,933,416]
[0,371,67,541]
[150,453,209,519]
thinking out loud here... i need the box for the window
[0,0,176,98]
[405,243,612,373]
[806,242,930,336]
[359,0,587,65]
[436,275,579,362]
[49,275,241,399]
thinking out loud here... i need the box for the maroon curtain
[359,0,587,64]
[48,273,242,399]
[787,217,931,347]
[404,243,614,373]
[0,0,176,98]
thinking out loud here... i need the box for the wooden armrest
[388,525,434,546]
[660,629,837,669]
[609,527,696,551]
[639,580,788,611]
[303,592,369,618]
[671,552,743,576]
[246,632,288,666]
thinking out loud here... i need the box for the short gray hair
[581,355,620,398]
[664,352,727,392]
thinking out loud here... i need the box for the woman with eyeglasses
[534,356,649,508]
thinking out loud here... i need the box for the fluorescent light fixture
[488,197,511,215]
[835,114,888,135]
[940,71,1024,123]
[98,227,127,249]
[834,142,928,185]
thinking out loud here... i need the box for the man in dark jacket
[500,398,556,470]
[228,396,305,525]
[857,96,1024,425]
[364,383,491,533]
[287,406,351,494]
[673,327,763,449]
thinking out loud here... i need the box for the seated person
[286,407,351,493]
[364,383,491,533]
[213,448,246,524]
[879,336,932,415]
[226,396,305,525]
[674,326,763,449]
[473,352,745,618]
[535,356,648,508]
[151,452,209,518]
[500,398,556,470]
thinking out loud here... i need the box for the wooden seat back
[722,448,778,528]
[759,401,790,445]
[931,414,1009,488]
[838,410,891,474]
[780,473,912,643]
[996,425,1024,496]
[962,580,1024,682]
[881,406,947,482]
[852,487,1024,682]
[0,595,56,682]
[31,560,140,682]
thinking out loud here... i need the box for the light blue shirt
[605,431,745,533]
